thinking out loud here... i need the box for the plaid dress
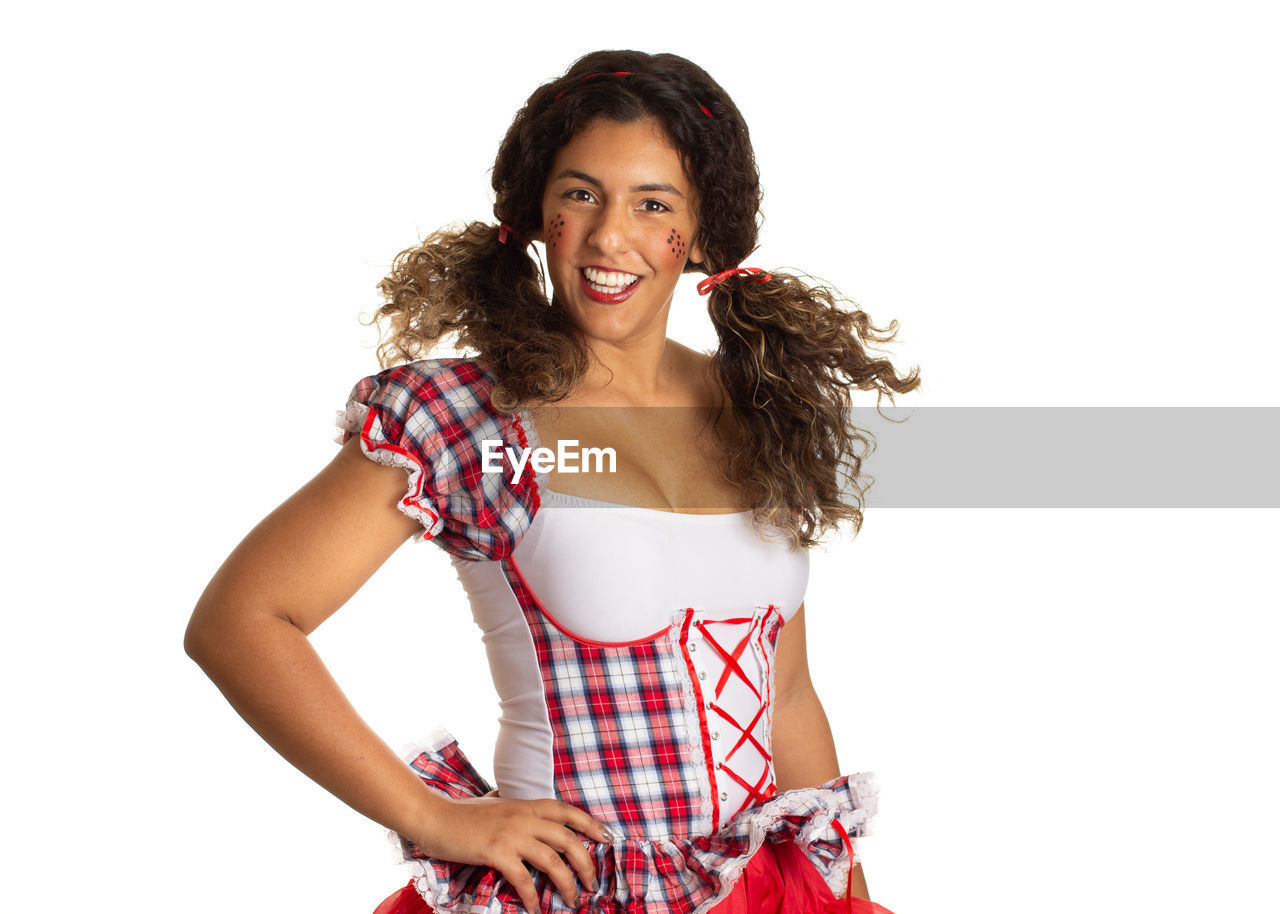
[338,359,881,914]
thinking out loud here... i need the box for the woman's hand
[409,794,611,912]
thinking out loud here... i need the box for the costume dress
[336,359,892,914]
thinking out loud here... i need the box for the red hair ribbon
[696,266,772,296]
[497,223,529,247]
[554,71,714,118]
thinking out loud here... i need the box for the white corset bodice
[452,487,808,829]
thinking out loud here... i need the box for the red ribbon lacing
[696,266,772,296]
[832,818,857,914]
[694,617,778,816]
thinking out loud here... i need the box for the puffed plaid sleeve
[334,358,539,561]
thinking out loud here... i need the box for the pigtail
[371,221,588,412]
[706,271,921,548]
[368,50,921,545]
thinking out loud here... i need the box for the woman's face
[540,117,704,350]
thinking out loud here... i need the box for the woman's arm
[186,437,429,834]
[185,437,607,911]
[772,603,840,790]
[771,603,872,900]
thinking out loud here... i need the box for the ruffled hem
[335,401,445,541]
[334,361,540,560]
[391,732,878,914]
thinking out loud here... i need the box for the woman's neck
[576,333,688,406]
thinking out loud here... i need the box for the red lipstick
[578,269,640,304]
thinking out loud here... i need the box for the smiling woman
[187,49,917,914]
[541,119,704,346]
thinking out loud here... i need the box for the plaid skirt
[371,736,892,914]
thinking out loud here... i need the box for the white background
[3,2,1277,912]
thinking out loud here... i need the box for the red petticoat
[372,839,895,914]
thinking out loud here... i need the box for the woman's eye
[641,199,671,213]
[565,189,595,203]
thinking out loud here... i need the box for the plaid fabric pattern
[341,360,882,911]
[502,558,705,840]
[396,734,878,914]
[336,359,539,561]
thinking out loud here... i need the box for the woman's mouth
[579,266,640,303]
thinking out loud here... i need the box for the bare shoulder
[667,339,713,373]
[665,341,742,444]
[665,340,724,406]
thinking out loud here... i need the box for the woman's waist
[493,728,778,836]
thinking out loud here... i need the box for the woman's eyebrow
[553,169,685,198]
[633,182,684,197]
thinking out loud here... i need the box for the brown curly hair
[371,50,920,547]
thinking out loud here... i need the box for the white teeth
[582,266,639,289]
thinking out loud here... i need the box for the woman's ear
[689,236,706,266]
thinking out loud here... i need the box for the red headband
[696,267,772,296]
[554,71,714,119]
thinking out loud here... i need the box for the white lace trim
[398,726,461,762]
[795,771,880,897]
[514,407,550,493]
[334,403,445,541]
[689,778,878,913]
[759,606,781,814]
[408,866,506,914]
[668,609,716,835]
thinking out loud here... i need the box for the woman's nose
[587,204,631,255]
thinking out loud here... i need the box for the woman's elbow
[183,594,263,669]
[184,599,224,669]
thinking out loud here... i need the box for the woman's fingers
[523,840,584,907]
[534,798,612,843]
[494,857,543,914]
[531,820,598,895]
[414,795,612,910]
[530,799,607,899]
[510,807,602,907]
